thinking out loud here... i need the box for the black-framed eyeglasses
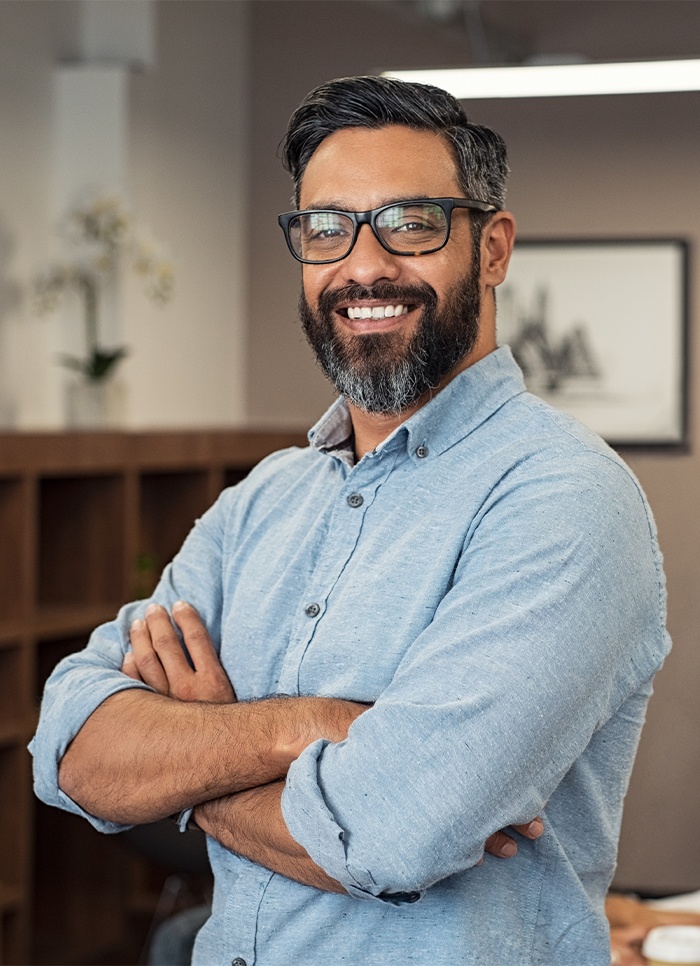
[278,197,498,264]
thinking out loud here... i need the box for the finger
[171,601,236,703]
[121,649,144,682]
[129,617,170,692]
[145,603,192,681]
[171,601,218,669]
[511,817,544,839]
[484,831,518,858]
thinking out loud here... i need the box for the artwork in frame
[498,239,688,447]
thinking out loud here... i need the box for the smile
[341,304,411,320]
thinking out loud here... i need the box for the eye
[378,204,445,237]
[394,218,438,234]
[303,213,352,241]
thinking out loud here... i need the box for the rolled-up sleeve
[281,453,670,899]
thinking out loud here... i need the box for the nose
[337,223,402,286]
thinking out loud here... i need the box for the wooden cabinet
[0,429,306,965]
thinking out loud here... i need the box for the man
[31,76,670,965]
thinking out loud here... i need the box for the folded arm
[195,779,542,894]
[58,602,367,825]
[120,604,541,891]
[196,782,346,893]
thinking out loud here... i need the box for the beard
[299,257,482,415]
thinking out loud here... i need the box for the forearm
[59,689,365,825]
[194,782,345,894]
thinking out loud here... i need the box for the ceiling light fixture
[381,59,700,98]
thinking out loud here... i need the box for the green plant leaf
[58,347,128,380]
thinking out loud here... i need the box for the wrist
[266,696,368,764]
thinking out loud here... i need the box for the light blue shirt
[31,347,670,965]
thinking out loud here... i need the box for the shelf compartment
[38,475,126,608]
[0,747,28,888]
[0,478,29,622]
[1,892,26,966]
[136,471,212,597]
[223,466,250,489]
[34,602,122,639]
[0,647,24,731]
[32,803,132,966]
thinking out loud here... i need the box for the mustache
[318,282,437,315]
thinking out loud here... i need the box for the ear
[480,211,517,289]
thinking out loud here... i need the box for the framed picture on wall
[498,238,689,448]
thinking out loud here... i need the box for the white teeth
[346,304,407,320]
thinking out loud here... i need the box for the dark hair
[281,75,509,242]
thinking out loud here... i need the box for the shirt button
[305,602,320,617]
[347,492,364,508]
[415,445,429,459]
[232,959,247,966]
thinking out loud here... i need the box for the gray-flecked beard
[299,259,482,415]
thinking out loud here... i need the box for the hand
[609,925,647,965]
[122,601,235,703]
[482,817,544,859]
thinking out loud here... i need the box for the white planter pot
[65,379,126,429]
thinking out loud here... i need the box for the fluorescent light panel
[382,59,700,98]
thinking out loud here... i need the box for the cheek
[302,266,334,305]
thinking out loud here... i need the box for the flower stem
[80,273,99,358]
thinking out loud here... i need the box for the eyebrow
[300,194,439,213]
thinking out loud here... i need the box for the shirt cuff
[281,739,423,905]
[171,807,196,832]
[56,787,134,835]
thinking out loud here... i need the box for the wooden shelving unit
[0,429,306,966]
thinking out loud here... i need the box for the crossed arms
[58,601,542,894]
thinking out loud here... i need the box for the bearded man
[32,76,670,966]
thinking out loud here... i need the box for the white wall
[0,1,65,426]
[127,0,249,427]
[0,0,249,428]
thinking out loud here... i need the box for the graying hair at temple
[280,74,510,243]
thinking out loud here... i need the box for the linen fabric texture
[30,347,670,966]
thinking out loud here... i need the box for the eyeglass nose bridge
[347,208,397,258]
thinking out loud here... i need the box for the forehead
[299,125,461,210]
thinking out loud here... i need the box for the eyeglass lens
[288,202,449,262]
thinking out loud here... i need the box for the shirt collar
[308,395,356,465]
[308,346,526,466]
[401,345,526,462]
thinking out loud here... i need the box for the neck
[349,401,422,461]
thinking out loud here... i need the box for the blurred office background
[0,0,699,961]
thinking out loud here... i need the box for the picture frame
[498,238,689,448]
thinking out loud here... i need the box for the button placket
[279,459,387,692]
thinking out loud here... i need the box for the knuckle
[136,652,163,676]
[173,683,196,702]
[184,627,210,648]
[152,632,178,654]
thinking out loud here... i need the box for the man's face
[297,125,485,414]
